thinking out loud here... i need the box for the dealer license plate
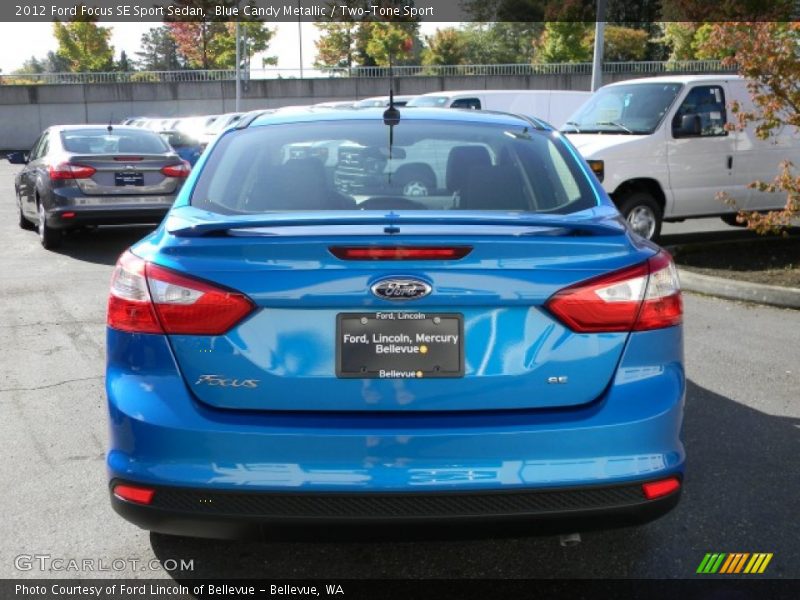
[337,312,463,379]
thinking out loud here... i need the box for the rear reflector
[61,212,76,219]
[330,246,472,260]
[642,477,681,500]
[161,161,191,178]
[546,251,682,333]
[113,484,155,505]
[48,163,96,180]
[107,250,254,335]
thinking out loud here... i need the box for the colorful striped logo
[696,553,773,574]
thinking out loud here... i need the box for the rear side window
[61,129,169,154]
[190,119,597,216]
[451,98,481,110]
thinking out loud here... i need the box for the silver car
[9,125,190,249]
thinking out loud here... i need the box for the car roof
[50,124,156,133]
[247,106,546,129]
[604,74,743,88]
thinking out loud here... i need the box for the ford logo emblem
[371,278,431,301]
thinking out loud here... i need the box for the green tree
[116,50,133,72]
[536,22,592,63]
[365,22,420,66]
[460,23,541,64]
[658,22,699,61]
[52,17,114,72]
[315,22,360,69]
[15,56,45,74]
[422,28,468,66]
[135,26,184,71]
[584,25,650,62]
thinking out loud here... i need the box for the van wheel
[38,201,63,250]
[396,164,436,198]
[617,192,662,241]
[721,214,747,227]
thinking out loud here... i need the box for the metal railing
[0,60,736,85]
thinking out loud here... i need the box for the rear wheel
[617,192,662,241]
[396,164,436,198]
[38,201,62,250]
[17,193,35,231]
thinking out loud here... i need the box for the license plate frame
[114,172,144,186]
[336,312,464,379]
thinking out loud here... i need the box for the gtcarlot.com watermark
[14,554,194,573]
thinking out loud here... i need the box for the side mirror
[673,114,701,138]
[6,151,28,165]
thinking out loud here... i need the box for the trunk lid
[142,208,651,412]
[70,154,182,196]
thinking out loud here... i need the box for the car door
[19,132,46,218]
[666,84,739,216]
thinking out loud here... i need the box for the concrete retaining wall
[1,71,660,149]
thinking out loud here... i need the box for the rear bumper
[110,478,681,540]
[48,205,171,228]
[106,326,685,538]
[47,190,174,228]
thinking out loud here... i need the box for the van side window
[672,85,727,137]
[451,98,481,110]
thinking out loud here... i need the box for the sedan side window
[672,85,727,138]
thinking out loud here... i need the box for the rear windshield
[61,129,169,154]
[190,119,597,215]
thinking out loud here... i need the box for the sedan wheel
[402,180,430,197]
[38,202,62,250]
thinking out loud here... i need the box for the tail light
[546,251,682,333]
[161,161,191,178]
[108,251,254,335]
[330,246,472,260]
[48,163,96,180]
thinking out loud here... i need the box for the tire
[720,214,746,227]
[617,191,663,241]
[395,164,436,198]
[17,193,35,231]
[37,200,62,250]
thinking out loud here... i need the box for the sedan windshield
[190,119,597,215]
[61,128,169,154]
[562,83,683,135]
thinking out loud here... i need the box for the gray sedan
[8,125,190,249]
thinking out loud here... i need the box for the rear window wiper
[562,121,582,133]
[167,212,625,237]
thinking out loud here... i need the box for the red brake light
[546,251,682,333]
[113,484,155,505]
[642,477,681,500]
[48,163,96,180]
[330,246,472,260]
[107,251,254,335]
[161,161,191,178]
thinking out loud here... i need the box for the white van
[406,89,591,128]
[563,75,800,240]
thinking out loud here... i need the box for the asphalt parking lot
[0,161,797,580]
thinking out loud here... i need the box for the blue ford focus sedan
[106,106,684,539]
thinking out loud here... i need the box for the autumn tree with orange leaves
[697,22,800,234]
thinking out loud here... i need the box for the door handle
[727,156,733,169]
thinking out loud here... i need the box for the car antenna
[383,49,401,184]
[107,114,113,134]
